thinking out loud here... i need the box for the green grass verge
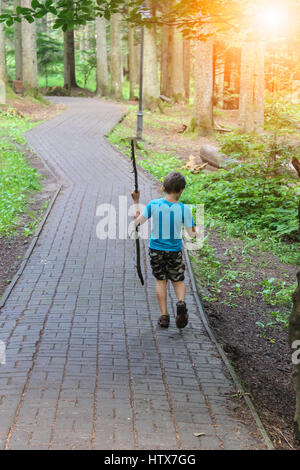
[0,108,42,236]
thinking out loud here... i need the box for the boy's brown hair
[163,172,186,194]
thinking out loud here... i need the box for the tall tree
[183,38,190,103]
[128,24,136,100]
[160,23,169,96]
[193,37,214,136]
[64,29,77,89]
[14,0,22,81]
[143,24,159,107]
[239,40,264,133]
[169,26,185,101]
[223,46,241,109]
[21,0,38,92]
[110,13,122,99]
[96,16,109,96]
[0,0,6,83]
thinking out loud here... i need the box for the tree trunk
[14,0,22,81]
[110,13,122,99]
[96,16,109,96]
[239,40,264,133]
[88,20,95,51]
[143,24,159,107]
[21,0,38,92]
[183,38,190,103]
[233,48,241,109]
[213,42,217,105]
[223,48,233,109]
[160,0,172,98]
[169,27,185,102]
[289,271,300,441]
[84,23,89,52]
[64,29,77,89]
[128,24,136,100]
[134,43,140,86]
[79,27,84,60]
[0,0,6,84]
[223,47,241,110]
[160,23,170,96]
[193,38,214,136]
[253,41,264,132]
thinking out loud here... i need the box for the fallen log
[159,94,172,103]
[213,123,232,133]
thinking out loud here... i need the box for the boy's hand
[131,190,140,203]
[186,225,199,238]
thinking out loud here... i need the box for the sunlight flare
[257,3,287,31]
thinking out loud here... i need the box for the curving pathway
[0,97,266,450]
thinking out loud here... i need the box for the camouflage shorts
[149,249,185,282]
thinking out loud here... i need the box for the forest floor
[0,94,60,300]
[109,100,300,450]
[6,90,65,121]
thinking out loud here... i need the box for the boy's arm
[131,190,147,227]
[186,226,198,238]
[183,205,199,238]
[186,226,196,238]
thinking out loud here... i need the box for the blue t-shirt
[142,198,194,252]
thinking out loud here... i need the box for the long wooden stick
[131,139,144,286]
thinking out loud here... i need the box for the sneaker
[176,301,188,329]
[158,314,170,328]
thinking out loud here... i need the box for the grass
[0,108,41,236]
[37,72,135,99]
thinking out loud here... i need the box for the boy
[132,172,197,329]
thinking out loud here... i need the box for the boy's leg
[149,249,169,326]
[156,279,168,316]
[171,280,186,302]
[167,252,188,329]
[172,281,188,328]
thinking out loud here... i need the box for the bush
[46,86,70,96]
[139,132,300,240]
[195,167,299,238]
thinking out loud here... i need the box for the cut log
[159,94,172,103]
[200,144,222,169]
[289,271,300,441]
[184,154,208,173]
[214,123,231,133]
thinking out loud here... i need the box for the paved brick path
[0,97,266,450]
